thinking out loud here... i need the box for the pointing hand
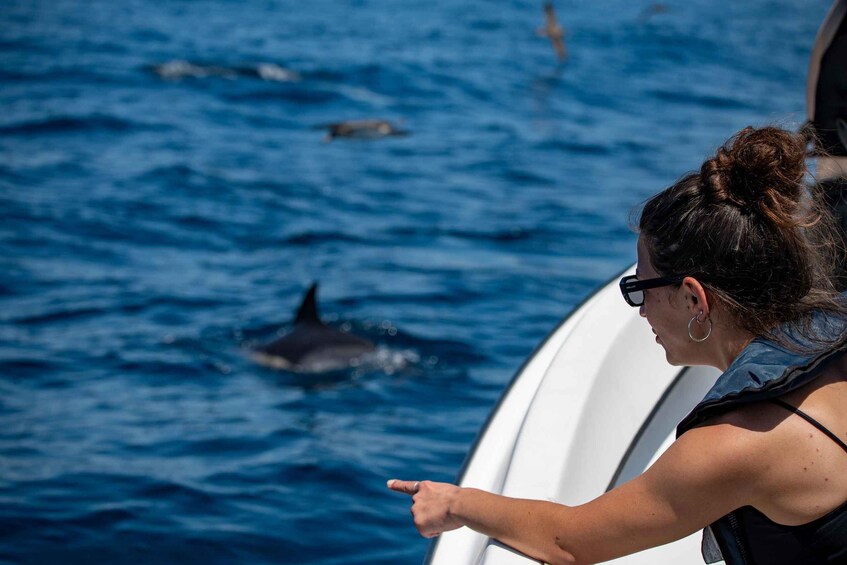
[387,479,464,538]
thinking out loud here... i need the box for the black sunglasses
[619,274,685,307]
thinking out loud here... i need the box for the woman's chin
[663,347,700,367]
[655,337,685,366]
[661,347,685,366]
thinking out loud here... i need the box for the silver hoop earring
[687,311,712,342]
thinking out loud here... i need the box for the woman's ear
[681,277,710,318]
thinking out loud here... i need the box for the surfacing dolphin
[251,283,376,373]
[150,60,300,82]
[316,119,410,142]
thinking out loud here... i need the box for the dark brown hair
[639,126,846,345]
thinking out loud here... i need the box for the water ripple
[0,115,164,136]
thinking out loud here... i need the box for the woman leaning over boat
[388,126,847,565]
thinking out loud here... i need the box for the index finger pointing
[386,479,419,495]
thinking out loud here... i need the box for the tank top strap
[769,398,847,454]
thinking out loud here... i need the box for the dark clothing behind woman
[808,1,847,288]
[821,177,847,289]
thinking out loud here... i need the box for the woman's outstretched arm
[388,419,764,565]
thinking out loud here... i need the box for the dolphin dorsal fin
[294,282,320,324]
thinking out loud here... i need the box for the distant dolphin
[150,60,300,82]
[251,283,376,373]
[537,3,567,62]
[315,119,410,142]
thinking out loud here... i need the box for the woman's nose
[639,304,646,318]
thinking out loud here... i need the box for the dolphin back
[252,282,378,373]
[257,324,375,366]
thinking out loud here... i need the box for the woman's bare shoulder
[690,384,847,524]
[668,409,772,480]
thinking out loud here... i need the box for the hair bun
[699,126,807,224]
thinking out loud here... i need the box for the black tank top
[735,399,847,564]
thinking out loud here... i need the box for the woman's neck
[708,315,756,371]
[714,333,755,371]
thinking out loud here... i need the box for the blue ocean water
[0,0,832,562]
